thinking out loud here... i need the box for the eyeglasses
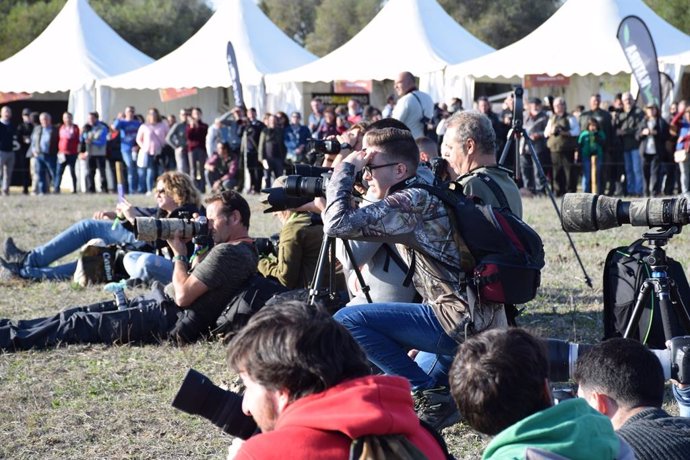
[362,162,399,176]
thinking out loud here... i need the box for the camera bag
[410,182,545,313]
[73,239,129,287]
[603,239,690,349]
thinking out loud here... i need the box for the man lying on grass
[0,191,257,351]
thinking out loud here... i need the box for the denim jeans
[673,385,690,418]
[623,148,643,195]
[54,154,78,192]
[123,252,173,284]
[581,155,603,193]
[334,302,458,390]
[21,219,137,280]
[35,154,57,194]
[121,148,138,194]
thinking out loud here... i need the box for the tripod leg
[308,236,333,306]
[669,281,690,335]
[623,281,654,339]
[523,133,592,288]
[341,240,373,304]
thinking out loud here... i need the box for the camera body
[134,216,209,243]
[254,234,279,258]
[306,139,350,155]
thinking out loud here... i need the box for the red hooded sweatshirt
[235,375,446,459]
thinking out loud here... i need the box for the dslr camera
[254,234,279,258]
[134,215,210,246]
[172,369,257,439]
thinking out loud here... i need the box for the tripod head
[642,225,681,249]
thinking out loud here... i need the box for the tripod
[623,226,690,342]
[308,235,373,308]
[499,88,592,288]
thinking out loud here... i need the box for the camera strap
[410,91,430,122]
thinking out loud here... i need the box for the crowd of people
[1,70,690,459]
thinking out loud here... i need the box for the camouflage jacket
[323,162,504,341]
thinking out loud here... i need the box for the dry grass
[0,191,688,459]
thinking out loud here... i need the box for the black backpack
[411,182,545,312]
[212,274,288,343]
[603,239,690,349]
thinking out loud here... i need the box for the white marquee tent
[97,0,317,122]
[265,0,494,113]
[444,0,690,109]
[0,0,153,125]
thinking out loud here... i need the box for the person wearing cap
[258,176,323,290]
[284,111,310,163]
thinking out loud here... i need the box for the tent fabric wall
[265,0,494,114]
[97,0,317,122]
[0,0,153,126]
[445,0,690,109]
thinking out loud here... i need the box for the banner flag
[617,15,661,107]
[226,42,244,108]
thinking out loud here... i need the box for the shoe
[412,386,461,432]
[3,237,28,264]
[0,257,21,281]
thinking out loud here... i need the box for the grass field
[0,191,687,459]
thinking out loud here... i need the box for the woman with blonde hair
[1,171,202,285]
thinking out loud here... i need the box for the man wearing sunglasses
[323,112,521,432]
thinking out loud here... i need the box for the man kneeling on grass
[0,191,257,351]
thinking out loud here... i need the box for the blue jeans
[35,154,57,194]
[137,156,158,193]
[334,302,458,390]
[623,148,643,195]
[21,219,137,280]
[123,252,173,284]
[121,148,138,194]
[581,155,603,193]
[673,385,690,418]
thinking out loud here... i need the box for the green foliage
[259,0,320,46]
[438,0,559,49]
[643,0,690,35]
[304,0,381,57]
[0,0,213,61]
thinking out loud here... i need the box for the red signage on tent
[159,88,198,103]
[523,74,570,88]
[0,92,32,104]
[334,80,372,94]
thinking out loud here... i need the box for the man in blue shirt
[113,106,142,193]
[284,112,310,163]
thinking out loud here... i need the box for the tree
[305,0,380,57]
[438,0,559,49]
[643,0,690,36]
[259,0,320,47]
[0,0,212,61]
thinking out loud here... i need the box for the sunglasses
[362,162,399,176]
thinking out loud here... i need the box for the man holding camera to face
[322,112,521,431]
[0,190,258,351]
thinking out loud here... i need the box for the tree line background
[0,0,687,67]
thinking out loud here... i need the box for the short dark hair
[226,301,370,402]
[89,111,99,119]
[415,136,439,159]
[449,328,551,435]
[367,118,410,132]
[205,190,250,229]
[364,127,419,173]
[574,338,664,408]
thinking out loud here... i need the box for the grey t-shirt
[167,241,258,342]
[459,166,523,218]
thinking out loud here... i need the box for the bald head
[394,71,416,96]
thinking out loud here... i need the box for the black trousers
[0,290,179,352]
